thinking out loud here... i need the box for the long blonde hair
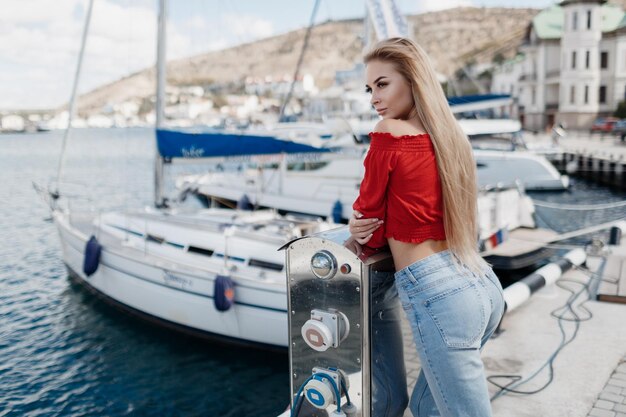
[364,37,488,274]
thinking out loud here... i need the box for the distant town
[4,2,626,134]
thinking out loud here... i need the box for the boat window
[188,246,214,256]
[287,161,329,171]
[146,234,165,244]
[249,259,284,271]
[469,134,516,151]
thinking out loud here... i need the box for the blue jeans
[371,269,409,417]
[391,250,505,417]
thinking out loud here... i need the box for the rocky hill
[73,6,541,115]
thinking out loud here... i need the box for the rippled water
[0,129,289,417]
[1,129,624,416]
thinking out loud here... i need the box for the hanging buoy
[214,275,235,311]
[237,194,253,211]
[83,235,102,277]
[609,223,625,245]
[332,199,343,223]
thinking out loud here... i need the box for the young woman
[348,38,505,417]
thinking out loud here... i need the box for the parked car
[590,117,620,134]
[612,119,626,142]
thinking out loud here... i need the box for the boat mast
[54,0,95,199]
[278,0,320,122]
[154,0,167,207]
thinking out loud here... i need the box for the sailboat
[38,0,340,350]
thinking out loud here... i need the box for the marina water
[1,129,625,416]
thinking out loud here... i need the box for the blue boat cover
[156,129,331,159]
[447,94,511,106]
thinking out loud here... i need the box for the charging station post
[282,226,395,417]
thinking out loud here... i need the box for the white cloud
[0,0,82,24]
[0,1,278,110]
[0,0,197,110]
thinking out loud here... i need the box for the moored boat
[52,206,333,349]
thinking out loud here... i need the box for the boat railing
[479,181,526,195]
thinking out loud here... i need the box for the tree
[493,52,505,65]
[614,100,626,119]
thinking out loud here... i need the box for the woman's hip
[394,250,499,350]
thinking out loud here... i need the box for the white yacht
[51,206,333,349]
[178,120,568,226]
[172,131,552,270]
[459,118,568,190]
[40,0,337,350]
[475,150,568,191]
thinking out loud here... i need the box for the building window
[570,85,575,104]
[532,87,536,105]
[586,50,590,69]
[573,11,578,30]
[587,10,592,29]
[599,85,606,104]
[584,85,589,104]
[600,51,608,69]
[572,51,577,69]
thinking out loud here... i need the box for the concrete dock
[559,132,626,158]
[526,130,626,159]
[527,131,626,190]
[400,245,626,417]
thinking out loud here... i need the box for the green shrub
[614,100,626,119]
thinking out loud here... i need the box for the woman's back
[353,119,449,269]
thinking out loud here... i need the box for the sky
[0,0,559,111]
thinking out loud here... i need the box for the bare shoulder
[372,119,425,136]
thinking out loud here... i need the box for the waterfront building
[491,0,626,131]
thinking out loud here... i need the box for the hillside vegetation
[75,7,543,114]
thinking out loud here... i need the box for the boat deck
[63,211,289,287]
[400,245,626,417]
[68,214,171,258]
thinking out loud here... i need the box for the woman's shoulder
[371,119,427,139]
[368,120,433,153]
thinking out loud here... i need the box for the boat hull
[55,211,289,349]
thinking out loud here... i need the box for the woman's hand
[348,210,383,245]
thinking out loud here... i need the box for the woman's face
[365,59,414,120]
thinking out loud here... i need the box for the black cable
[488,262,604,399]
[574,262,621,284]
[293,391,305,417]
[341,378,351,405]
[488,293,581,397]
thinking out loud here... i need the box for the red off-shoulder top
[352,131,446,252]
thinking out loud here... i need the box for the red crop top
[352,131,446,251]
